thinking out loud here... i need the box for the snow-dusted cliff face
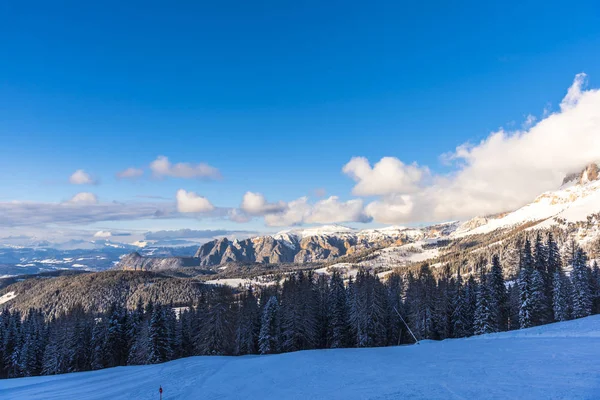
[191,223,458,267]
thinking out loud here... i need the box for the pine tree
[328,271,351,348]
[406,265,436,340]
[591,261,600,314]
[315,274,330,349]
[148,304,170,364]
[385,272,405,345]
[474,274,496,335]
[234,290,260,355]
[553,269,572,322]
[198,287,235,355]
[488,255,508,331]
[104,302,128,367]
[507,283,520,330]
[259,296,280,355]
[546,233,562,318]
[571,247,592,319]
[533,233,551,324]
[451,268,470,338]
[518,239,535,328]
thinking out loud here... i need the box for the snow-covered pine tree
[507,283,521,330]
[552,269,572,321]
[198,287,235,356]
[408,265,437,340]
[546,233,562,313]
[148,304,171,363]
[518,239,535,329]
[592,261,600,314]
[328,271,351,348]
[433,266,452,340]
[259,296,280,355]
[90,315,107,370]
[234,289,260,355]
[451,268,470,338]
[315,273,331,349]
[530,268,547,326]
[104,302,128,367]
[465,275,478,336]
[474,273,496,335]
[488,255,507,331]
[385,272,405,345]
[533,233,551,324]
[571,247,592,319]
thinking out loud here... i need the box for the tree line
[1,233,599,378]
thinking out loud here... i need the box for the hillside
[0,271,211,318]
[2,315,599,400]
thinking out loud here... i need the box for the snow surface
[0,291,16,305]
[2,316,599,400]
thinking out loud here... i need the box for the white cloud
[67,192,98,205]
[240,192,287,215]
[257,195,370,227]
[69,170,96,185]
[116,167,144,179]
[93,230,112,238]
[150,156,221,180]
[306,196,369,224]
[0,200,171,227]
[342,157,428,196]
[176,189,215,213]
[361,73,600,224]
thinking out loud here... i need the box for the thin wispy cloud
[116,167,144,179]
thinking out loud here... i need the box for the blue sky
[1,1,600,242]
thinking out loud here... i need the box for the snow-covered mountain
[4,315,599,400]
[117,163,600,271]
[455,162,600,237]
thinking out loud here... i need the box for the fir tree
[328,271,351,348]
[552,270,572,322]
[591,261,600,314]
[148,304,170,364]
[259,296,280,355]
[518,239,535,328]
[474,274,496,335]
[451,268,470,338]
[488,255,508,331]
[234,290,260,355]
[571,247,592,318]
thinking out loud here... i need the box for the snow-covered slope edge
[3,315,599,400]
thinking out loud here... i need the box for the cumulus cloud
[67,192,98,205]
[69,170,96,185]
[255,195,370,227]
[175,189,215,213]
[93,230,112,238]
[342,157,428,196]
[360,73,600,224]
[150,156,221,180]
[116,167,144,179]
[240,192,287,215]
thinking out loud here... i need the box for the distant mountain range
[117,163,600,271]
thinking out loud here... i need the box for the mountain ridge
[116,163,600,270]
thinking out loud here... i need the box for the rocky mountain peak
[562,162,600,186]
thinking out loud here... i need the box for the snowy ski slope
[1,315,599,400]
